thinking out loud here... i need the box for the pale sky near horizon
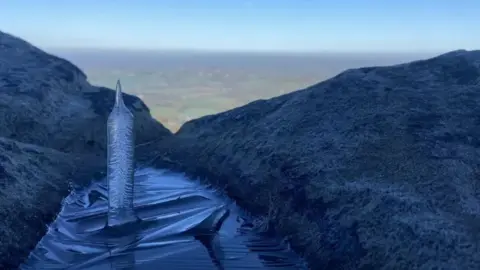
[0,0,478,53]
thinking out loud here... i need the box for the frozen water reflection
[21,168,307,269]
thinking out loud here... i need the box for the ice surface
[106,80,137,226]
[21,168,308,269]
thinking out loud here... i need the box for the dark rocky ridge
[0,31,172,269]
[141,50,480,269]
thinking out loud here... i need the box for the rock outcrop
[145,50,480,269]
[0,31,171,269]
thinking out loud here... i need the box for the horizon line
[46,46,448,56]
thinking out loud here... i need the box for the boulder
[146,50,480,269]
[0,31,171,268]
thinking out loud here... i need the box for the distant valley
[54,49,435,131]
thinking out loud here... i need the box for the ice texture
[106,80,137,226]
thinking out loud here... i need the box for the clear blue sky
[0,0,478,53]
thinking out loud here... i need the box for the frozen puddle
[21,168,307,269]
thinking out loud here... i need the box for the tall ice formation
[106,80,137,226]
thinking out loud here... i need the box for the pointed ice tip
[115,79,123,105]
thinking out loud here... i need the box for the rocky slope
[144,50,480,269]
[0,31,171,269]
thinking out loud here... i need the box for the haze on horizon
[1,0,478,54]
